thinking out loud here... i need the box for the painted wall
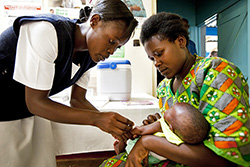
[157,0,239,26]
[157,0,198,52]
[217,0,248,78]
[157,0,195,25]
[195,0,239,25]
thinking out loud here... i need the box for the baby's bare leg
[114,140,127,154]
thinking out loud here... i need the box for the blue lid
[97,59,131,70]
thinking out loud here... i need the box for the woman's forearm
[25,85,101,125]
[25,86,134,141]
[26,90,99,125]
[140,135,236,167]
[70,97,98,111]
[70,84,98,111]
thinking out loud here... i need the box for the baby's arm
[131,121,162,136]
[113,121,161,155]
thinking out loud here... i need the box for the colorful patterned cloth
[157,56,250,166]
[99,152,182,167]
[100,56,250,167]
[100,152,128,167]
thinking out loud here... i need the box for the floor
[56,151,116,167]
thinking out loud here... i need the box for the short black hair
[140,12,189,47]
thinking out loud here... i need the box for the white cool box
[97,59,131,101]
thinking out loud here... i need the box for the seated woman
[100,12,250,167]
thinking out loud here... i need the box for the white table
[51,94,160,156]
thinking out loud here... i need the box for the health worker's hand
[94,112,134,142]
[130,126,143,139]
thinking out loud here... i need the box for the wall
[157,0,239,26]
[124,28,157,96]
[157,0,195,25]
[248,0,250,81]
[195,0,239,25]
[217,0,248,78]
[156,0,198,51]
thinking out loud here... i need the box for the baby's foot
[113,140,126,154]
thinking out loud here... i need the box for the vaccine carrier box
[97,59,131,101]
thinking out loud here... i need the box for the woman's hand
[142,113,161,125]
[125,136,149,167]
[94,112,134,142]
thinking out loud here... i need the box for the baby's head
[164,103,210,144]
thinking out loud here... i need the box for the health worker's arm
[70,66,98,111]
[70,84,98,111]
[25,86,133,142]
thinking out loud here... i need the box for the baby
[114,102,210,164]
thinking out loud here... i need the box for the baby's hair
[79,0,138,40]
[140,12,189,47]
[172,103,210,144]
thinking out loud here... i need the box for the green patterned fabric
[157,56,250,166]
[100,152,128,167]
[99,152,184,167]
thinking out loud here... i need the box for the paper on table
[86,95,109,108]
[122,100,153,106]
